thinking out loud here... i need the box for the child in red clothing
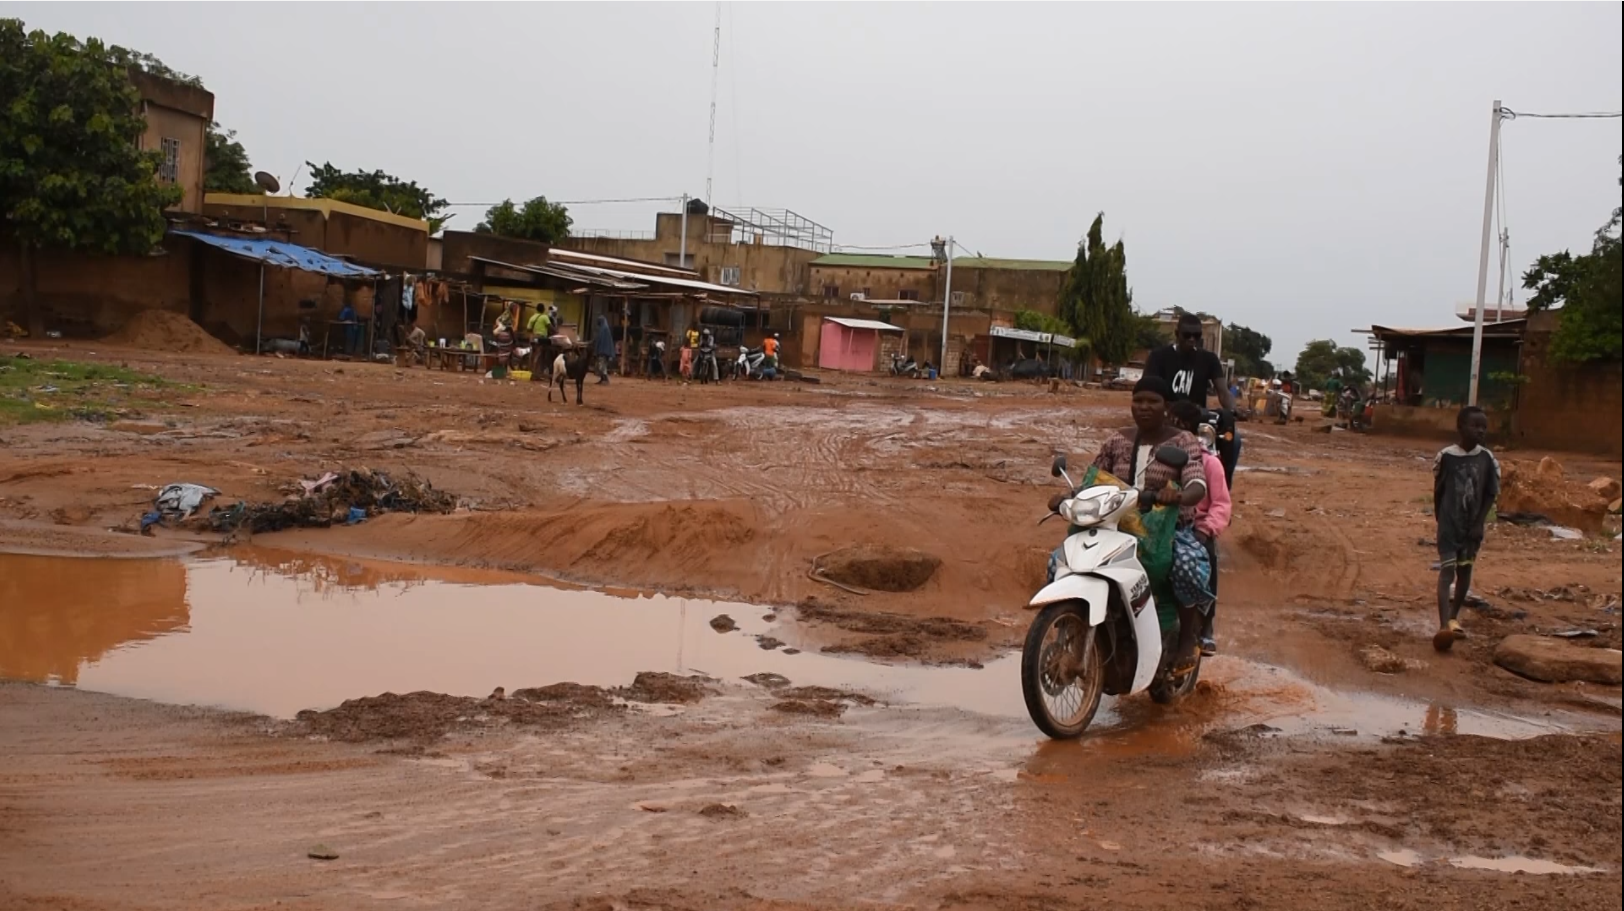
[1170,402,1232,655]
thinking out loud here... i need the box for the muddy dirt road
[2,340,1621,910]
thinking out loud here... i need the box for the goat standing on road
[549,347,589,405]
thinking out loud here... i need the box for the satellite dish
[254,171,280,194]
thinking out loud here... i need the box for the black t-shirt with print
[1144,345,1224,407]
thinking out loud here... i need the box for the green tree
[1293,339,1371,392]
[1226,323,1274,378]
[1013,308,1068,335]
[1131,311,1168,353]
[105,46,202,87]
[303,161,450,234]
[1521,156,1622,363]
[1056,213,1136,365]
[204,122,256,194]
[1,20,182,337]
[475,195,572,244]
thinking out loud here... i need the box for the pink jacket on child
[1195,451,1232,539]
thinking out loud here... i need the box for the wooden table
[426,347,503,373]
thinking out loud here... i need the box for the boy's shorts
[1437,537,1482,569]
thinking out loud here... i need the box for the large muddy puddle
[0,549,1018,720]
[0,550,1596,741]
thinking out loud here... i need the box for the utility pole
[940,236,955,374]
[1468,100,1502,407]
[1493,227,1509,323]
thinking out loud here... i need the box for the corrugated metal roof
[172,230,381,278]
[548,247,698,279]
[468,255,645,290]
[824,317,904,332]
[950,257,1073,272]
[1368,319,1526,339]
[565,262,758,296]
[811,254,938,270]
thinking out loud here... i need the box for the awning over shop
[467,255,645,291]
[990,325,1075,347]
[170,230,382,278]
[825,316,904,332]
[564,262,760,297]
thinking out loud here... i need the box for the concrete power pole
[940,236,955,374]
[1468,100,1503,407]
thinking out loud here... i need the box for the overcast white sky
[7,2,1621,364]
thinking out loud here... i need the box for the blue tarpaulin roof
[171,230,382,278]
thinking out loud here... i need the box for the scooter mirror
[1051,454,1068,478]
[1153,444,1189,470]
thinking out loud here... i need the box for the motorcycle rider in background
[1143,312,1240,487]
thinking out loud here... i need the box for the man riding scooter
[1143,313,1240,486]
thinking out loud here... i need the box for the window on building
[719,265,741,287]
[822,285,840,299]
[898,289,920,301]
[862,287,872,298]
[158,137,181,184]
[951,291,966,306]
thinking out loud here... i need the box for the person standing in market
[592,314,616,385]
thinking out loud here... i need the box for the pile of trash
[142,469,458,536]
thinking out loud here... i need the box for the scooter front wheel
[1021,601,1104,739]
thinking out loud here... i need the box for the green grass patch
[0,356,177,425]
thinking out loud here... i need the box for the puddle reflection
[0,549,1030,720]
[0,554,189,685]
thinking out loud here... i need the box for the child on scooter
[1431,406,1500,652]
[1170,402,1231,655]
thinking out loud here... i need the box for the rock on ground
[1493,634,1623,685]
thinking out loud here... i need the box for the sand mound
[1499,457,1610,533]
[105,310,234,355]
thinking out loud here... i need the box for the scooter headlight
[1060,489,1129,525]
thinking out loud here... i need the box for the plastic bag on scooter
[1077,466,1179,631]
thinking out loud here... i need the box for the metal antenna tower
[705,2,721,210]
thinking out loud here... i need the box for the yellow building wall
[484,286,584,336]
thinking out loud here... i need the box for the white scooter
[1020,449,1202,739]
[735,346,767,379]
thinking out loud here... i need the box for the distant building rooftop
[811,254,938,270]
[811,253,1073,272]
[204,193,430,232]
[950,257,1072,272]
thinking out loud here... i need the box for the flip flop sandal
[1170,652,1201,678]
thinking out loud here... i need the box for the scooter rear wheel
[1149,655,1201,705]
[1021,601,1104,739]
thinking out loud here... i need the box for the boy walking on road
[1432,406,1500,652]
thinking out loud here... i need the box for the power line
[1501,108,1622,120]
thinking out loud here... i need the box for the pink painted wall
[818,322,880,372]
